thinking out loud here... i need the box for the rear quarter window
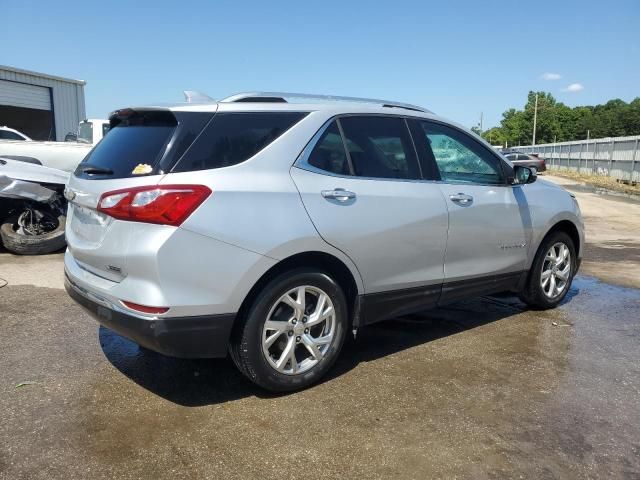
[172,112,307,172]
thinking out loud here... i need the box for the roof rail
[219,92,432,113]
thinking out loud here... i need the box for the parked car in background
[0,119,109,172]
[64,92,583,392]
[0,126,32,141]
[504,152,547,172]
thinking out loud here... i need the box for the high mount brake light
[97,185,211,226]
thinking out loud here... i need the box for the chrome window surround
[294,114,513,187]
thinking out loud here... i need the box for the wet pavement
[1,275,638,479]
[544,174,640,291]
[1,176,639,479]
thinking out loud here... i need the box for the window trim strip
[294,113,514,187]
[335,118,355,176]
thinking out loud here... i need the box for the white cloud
[541,72,562,80]
[564,83,584,92]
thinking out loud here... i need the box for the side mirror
[513,165,537,185]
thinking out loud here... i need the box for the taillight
[97,184,211,226]
[121,300,169,315]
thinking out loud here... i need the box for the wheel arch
[236,251,361,331]
[526,218,582,274]
[544,219,581,258]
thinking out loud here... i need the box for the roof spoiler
[183,90,214,103]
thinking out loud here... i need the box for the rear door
[291,115,448,309]
[409,119,527,300]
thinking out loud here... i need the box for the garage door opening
[0,104,54,141]
[0,79,54,141]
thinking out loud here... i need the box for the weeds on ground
[545,169,640,197]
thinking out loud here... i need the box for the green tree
[481,127,506,146]
[481,93,640,145]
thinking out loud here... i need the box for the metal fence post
[578,142,584,173]
[632,138,639,183]
[608,139,615,177]
[571,144,575,171]
[593,141,598,174]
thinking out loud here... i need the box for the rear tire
[230,268,348,392]
[0,213,66,255]
[519,231,576,309]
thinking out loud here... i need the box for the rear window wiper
[81,164,114,175]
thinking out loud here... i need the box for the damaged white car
[0,157,69,254]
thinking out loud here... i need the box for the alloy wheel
[540,242,571,299]
[261,285,336,375]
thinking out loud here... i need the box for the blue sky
[3,0,639,128]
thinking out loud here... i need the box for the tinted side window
[174,112,306,172]
[339,116,420,180]
[308,121,350,175]
[417,121,504,185]
[517,154,530,161]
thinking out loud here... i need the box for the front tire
[519,231,576,309]
[230,269,348,392]
[0,210,66,255]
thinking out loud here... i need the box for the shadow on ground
[100,284,580,407]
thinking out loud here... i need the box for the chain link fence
[515,135,640,182]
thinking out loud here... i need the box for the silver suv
[64,92,584,391]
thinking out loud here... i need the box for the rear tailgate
[65,174,169,282]
[65,107,214,281]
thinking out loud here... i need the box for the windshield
[77,122,93,144]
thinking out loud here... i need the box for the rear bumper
[65,273,235,358]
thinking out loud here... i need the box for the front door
[409,119,527,301]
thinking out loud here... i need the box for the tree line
[474,91,640,147]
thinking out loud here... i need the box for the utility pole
[587,129,590,140]
[479,112,483,135]
[532,93,538,146]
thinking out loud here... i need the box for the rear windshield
[75,110,177,179]
[172,112,307,172]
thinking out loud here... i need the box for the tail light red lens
[121,300,169,315]
[97,184,211,226]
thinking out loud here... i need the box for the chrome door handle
[449,193,474,206]
[322,189,356,202]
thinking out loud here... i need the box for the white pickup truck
[0,118,109,172]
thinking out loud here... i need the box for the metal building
[0,65,86,141]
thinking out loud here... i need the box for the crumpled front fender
[0,156,68,203]
[0,175,59,202]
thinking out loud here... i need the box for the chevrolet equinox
[64,92,584,391]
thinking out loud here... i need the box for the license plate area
[69,203,111,245]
